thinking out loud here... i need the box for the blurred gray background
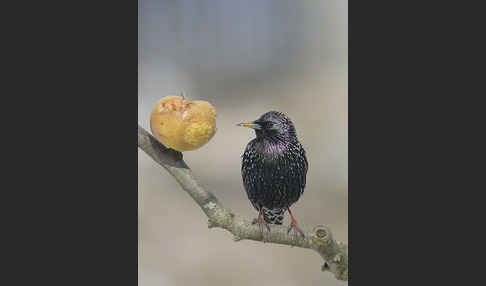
[138,1,347,285]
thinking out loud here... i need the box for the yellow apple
[150,93,217,151]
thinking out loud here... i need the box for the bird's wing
[298,143,308,195]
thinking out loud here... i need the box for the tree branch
[138,124,348,281]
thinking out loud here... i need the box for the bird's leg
[252,208,270,242]
[287,207,305,245]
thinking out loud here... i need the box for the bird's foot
[287,221,305,246]
[286,208,305,246]
[252,211,271,242]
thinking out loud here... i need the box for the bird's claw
[287,222,305,246]
[252,217,271,242]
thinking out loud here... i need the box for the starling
[238,111,308,242]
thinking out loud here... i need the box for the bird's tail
[262,207,285,225]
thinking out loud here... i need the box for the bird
[237,111,308,243]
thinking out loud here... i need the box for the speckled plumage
[240,111,308,225]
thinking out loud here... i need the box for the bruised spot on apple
[150,93,217,152]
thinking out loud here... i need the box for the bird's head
[237,111,297,140]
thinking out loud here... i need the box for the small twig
[138,124,348,281]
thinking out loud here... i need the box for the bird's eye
[264,122,275,129]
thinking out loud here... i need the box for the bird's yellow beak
[237,122,261,129]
